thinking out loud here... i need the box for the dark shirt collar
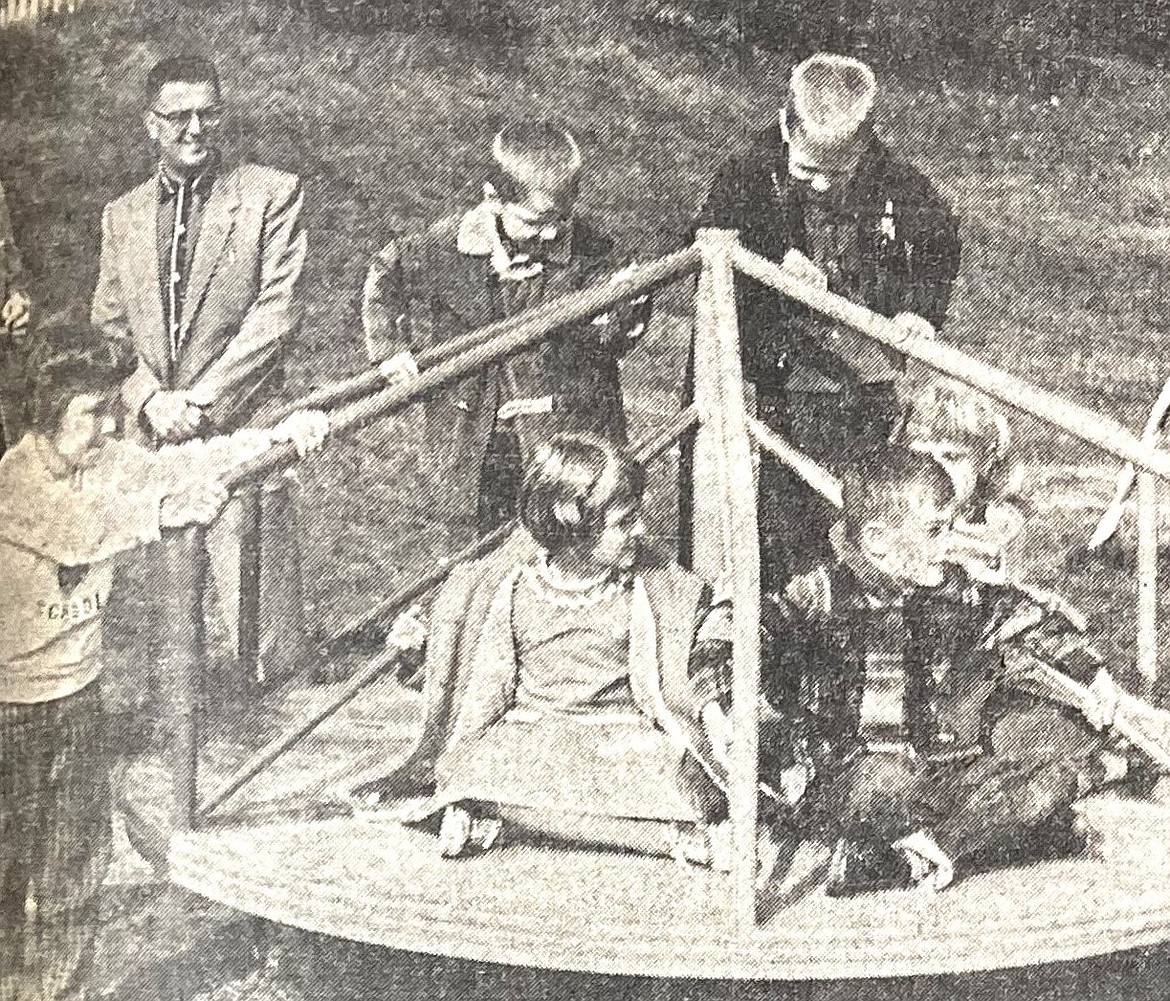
[157,154,220,202]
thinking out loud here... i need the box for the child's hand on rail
[160,480,230,528]
[891,312,937,342]
[271,410,331,457]
[378,350,420,387]
[780,248,829,290]
[1084,669,1120,731]
[387,604,428,654]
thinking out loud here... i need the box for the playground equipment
[120,229,1170,980]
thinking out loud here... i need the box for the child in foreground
[356,432,782,873]
[764,449,1136,895]
[0,337,328,1001]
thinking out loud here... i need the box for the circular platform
[161,793,1170,980]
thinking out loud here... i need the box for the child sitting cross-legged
[353,431,783,874]
[763,448,1140,895]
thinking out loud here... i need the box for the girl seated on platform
[362,432,778,871]
[900,380,1029,583]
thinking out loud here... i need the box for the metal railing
[154,227,1170,934]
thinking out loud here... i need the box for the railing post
[694,228,761,929]
[1137,471,1159,699]
[237,486,263,686]
[162,526,205,832]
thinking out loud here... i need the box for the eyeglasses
[150,105,224,129]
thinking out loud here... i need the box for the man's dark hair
[30,334,135,435]
[146,55,220,106]
[840,448,953,540]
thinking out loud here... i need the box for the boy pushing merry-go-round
[0,330,329,1001]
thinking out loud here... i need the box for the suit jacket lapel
[123,182,170,383]
[179,169,241,348]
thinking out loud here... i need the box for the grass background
[6,0,1170,996]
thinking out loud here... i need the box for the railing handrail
[200,406,704,818]
[225,247,701,490]
[265,254,681,425]
[731,243,1170,483]
[745,415,843,508]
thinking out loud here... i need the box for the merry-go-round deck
[116,675,1170,982]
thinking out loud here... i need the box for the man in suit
[361,118,649,549]
[91,54,307,681]
[691,53,961,589]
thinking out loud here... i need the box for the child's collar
[456,201,575,266]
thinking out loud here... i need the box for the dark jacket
[764,560,1098,765]
[0,181,29,448]
[695,125,961,393]
[362,207,646,525]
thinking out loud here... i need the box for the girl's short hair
[902,381,1011,468]
[30,335,135,435]
[519,432,645,554]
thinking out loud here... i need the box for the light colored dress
[435,563,722,825]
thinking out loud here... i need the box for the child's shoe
[892,830,955,892]
[470,813,503,851]
[438,805,473,857]
[438,804,502,857]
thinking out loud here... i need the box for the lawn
[6,1,1170,996]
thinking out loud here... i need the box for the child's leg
[987,698,1103,761]
[820,751,927,895]
[819,751,922,844]
[927,754,1082,872]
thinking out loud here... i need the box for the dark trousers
[823,750,1083,865]
[757,382,900,588]
[819,699,1104,874]
[0,685,111,1001]
[0,336,31,459]
[477,428,525,538]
